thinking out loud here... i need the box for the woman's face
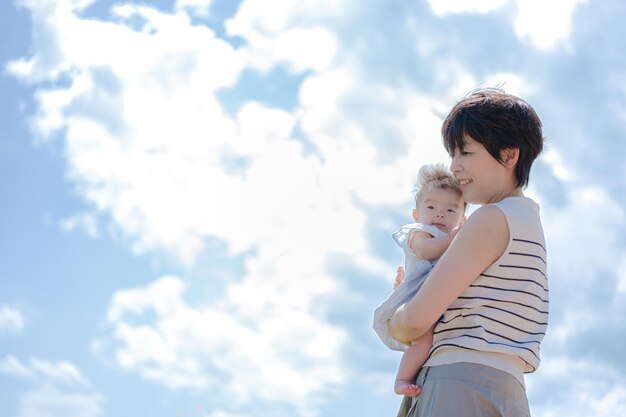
[449,135,512,205]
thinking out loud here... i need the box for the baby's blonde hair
[413,163,462,206]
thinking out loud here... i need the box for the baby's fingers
[393,266,405,289]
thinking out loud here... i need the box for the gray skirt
[397,363,531,417]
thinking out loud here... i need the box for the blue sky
[2,0,626,416]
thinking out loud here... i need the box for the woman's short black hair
[442,88,544,188]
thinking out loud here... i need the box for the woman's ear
[501,147,519,168]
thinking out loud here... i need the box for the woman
[389,88,548,417]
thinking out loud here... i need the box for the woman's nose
[450,156,460,173]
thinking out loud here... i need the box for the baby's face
[413,188,465,233]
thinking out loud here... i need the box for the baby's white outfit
[372,222,446,351]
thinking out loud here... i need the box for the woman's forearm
[388,299,432,342]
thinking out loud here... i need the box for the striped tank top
[424,196,548,386]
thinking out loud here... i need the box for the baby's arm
[408,229,455,261]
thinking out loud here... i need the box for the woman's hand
[394,266,405,289]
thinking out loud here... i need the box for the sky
[1,0,626,416]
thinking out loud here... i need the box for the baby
[373,163,466,397]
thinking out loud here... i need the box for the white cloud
[175,0,213,17]
[588,387,626,417]
[97,275,346,412]
[8,0,474,274]
[225,0,343,72]
[426,0,587,49]
[543,148,572,181]
[17,387,102,417]
[30,359,88,385]
[543,183,624,290]
[0,356,102,417]
[528,357,626,417]
[226,0,349,35]
[513,0,587,49]
[8,5,393,413]
[297,65,450,207]
[0,355,31,378]
[9,1,249,264]
[0,304,25,334]
[10,0,620,416]
[536,169,625,351]
[618,259,626,293]
[206,412,249,417]
[7,6,552,415]
[59,212,100,237]
[427,0,507,15]
[527,154,626,415]
[0,356,87,385]
[7,0,406,275]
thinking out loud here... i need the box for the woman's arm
[388,205,510,342]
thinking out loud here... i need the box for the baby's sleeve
[392,223,418,249]
[392,223,446,249]
[414,223,447,239]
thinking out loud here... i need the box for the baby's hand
[393,266,405,289]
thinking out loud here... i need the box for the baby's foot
[395,380,422,397]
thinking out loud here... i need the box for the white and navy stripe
[429,197,548,374]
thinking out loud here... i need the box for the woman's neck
[485,187,523,205]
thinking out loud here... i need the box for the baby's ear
[501,147,519,168]
[412,208,419,222]
[460,215,467,226]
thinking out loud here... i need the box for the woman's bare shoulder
[464,204,508,231]
[451,204,509,262]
